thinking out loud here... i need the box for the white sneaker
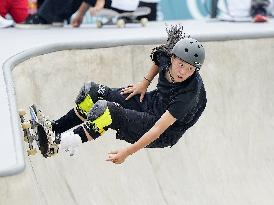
[60,131,82,156]
[0,16,14,28]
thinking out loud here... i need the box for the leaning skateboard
[94,6,151,28]
[18,105,60,158]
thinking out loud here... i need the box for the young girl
[39,25,207,164]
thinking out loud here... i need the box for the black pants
[38,0,83,22]
[74,82,183,148]
[137,1,158,21]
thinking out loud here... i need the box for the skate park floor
[1,19,274,205]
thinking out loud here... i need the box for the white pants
[111,0,139,11]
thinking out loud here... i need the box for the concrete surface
[1,19,274,205]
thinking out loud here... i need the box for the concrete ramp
[0,37,272,205]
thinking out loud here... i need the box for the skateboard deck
[94,6,151,28]
[19,105,59,158]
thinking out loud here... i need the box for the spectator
[216,0,271,22]
[0,0,28,23]
[72,0,139,27]
[17,0,140,27]
[250,0,270,22]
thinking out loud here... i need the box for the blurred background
[2,0,274,27]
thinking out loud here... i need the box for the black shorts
[82,82,184,148]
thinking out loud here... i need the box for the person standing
[0,0,28,23]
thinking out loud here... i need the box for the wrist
[76,11,85,18]
[125,147,134,156]
[143,77,152,85]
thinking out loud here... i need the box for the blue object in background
[159,0,210,20]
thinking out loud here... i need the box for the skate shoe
[250,1,269,23]
[253,14,268,23]
[59,131,82,156]
[0,16,14,28]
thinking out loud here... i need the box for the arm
[121,63,159,101]
[127,110,176,155]
[90,0,105,15]
[143,63,159,85]
[71,2,90,27]
[94,0,105,10]
[107,110,176,164]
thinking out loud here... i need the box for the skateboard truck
[19,110,37,156]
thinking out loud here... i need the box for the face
[170,55,196,83]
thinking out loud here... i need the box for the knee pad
[83,100,112,139]
[75,82,109,118]
[76,94,94,118]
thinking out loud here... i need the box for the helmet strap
[168,67,175,83]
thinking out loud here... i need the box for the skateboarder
[37,25,207,164]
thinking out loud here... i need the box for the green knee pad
[91,107,112,135]
[84,100,113,137]
[76,95,94,117]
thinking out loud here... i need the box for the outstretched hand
[121,82,148,102]
[106,148,130,164]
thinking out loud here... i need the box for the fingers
[108,150,118,154]
[106,155,120,164]
[140,93,145,102]
[125,92,135,101]
[106,153,115,161]
[120,87,136,101]
[121,87,133,94]
[106,151,117,161]
[106,151,125,164]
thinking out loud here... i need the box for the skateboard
[18,105,60,158]
[94,6,151,28]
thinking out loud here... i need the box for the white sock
[60,131,82,156]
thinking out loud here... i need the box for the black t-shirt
[153,50,207,133]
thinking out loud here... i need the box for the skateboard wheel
[45,120,52,128]
[22,122,31,129]
[27,148,37,156]
[18,110,27,117]
[37,112,43,119]
[49,144,59,156]
[116,19,125,28]
[140,18,148,27]
[24,135,29,142]
[96,20,103,28]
